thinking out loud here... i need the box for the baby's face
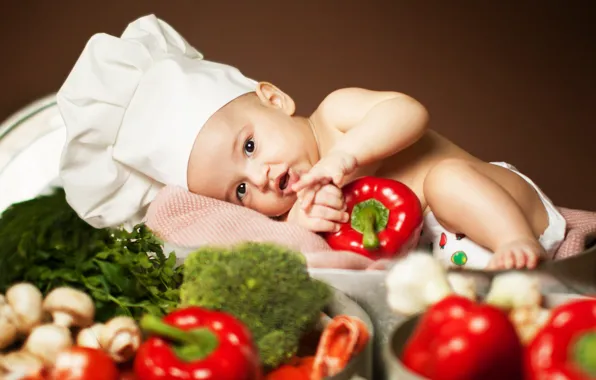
[187,89,318,217]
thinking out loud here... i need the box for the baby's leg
[423,159,549,269]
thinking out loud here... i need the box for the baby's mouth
[279,172,290,191]
[275,169,299,196]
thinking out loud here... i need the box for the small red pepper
[133,306,262,380]
[50,346,120,380]
[401,295,525,380]
[526,298,596,380]
[324,176,423,260]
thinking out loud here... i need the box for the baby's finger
[314,189,345,210]
[303,217,338,233]
[332,173,346,188]
[309,205,349,224]
[293,173,329,192]
[321,183,344,198]
[300,187,319,210]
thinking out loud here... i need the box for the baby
[57,15,566,270]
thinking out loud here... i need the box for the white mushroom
[508,305,551,345]
[385,252,454,316]
[99,316,142,362]
[42,287,95,328]
[485,272,543,309]
[0,351,45,380]
[76,323,105,349]
[447,273,478,301]
[24,323,73,365]
[5,283,44,334]
[0,295,18,350]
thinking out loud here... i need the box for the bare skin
[187,82,549,270]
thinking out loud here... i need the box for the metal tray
[325,286,375,380]
[309,267,595,380]
[383,292,590,379]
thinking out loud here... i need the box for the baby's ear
[255,81,296,115]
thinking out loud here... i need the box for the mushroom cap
[447,272,478,301]
[24,323,73,365]
[99,316,141,362]
[0,351,45,378]
[5,282,43,334]
[0,318,18,350]
[0,295,18,350]
[485,272,543,309]
[385,252,454,315]
[99,316,140,345]
[42,287,95,327]
[76,323,105,349]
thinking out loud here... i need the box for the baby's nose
[248,163,269,191]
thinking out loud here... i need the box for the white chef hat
[57,14,257,229]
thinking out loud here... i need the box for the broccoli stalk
[179,242,332,369]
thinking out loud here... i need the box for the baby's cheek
[250,192,296,217]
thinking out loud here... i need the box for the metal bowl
[382,292,589,379]
[324,286,375,380]
[0,94,64,214]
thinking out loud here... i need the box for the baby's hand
[486,237,545,270]
[292,151,357,210]
[287,184,349,232]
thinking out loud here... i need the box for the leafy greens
[0,188,183,322]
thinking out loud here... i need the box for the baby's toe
[513,250,527,269]
[524,250,539,269]
[503,252,516,269]
[487,254,505,270]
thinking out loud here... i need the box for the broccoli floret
[179,242,332,369]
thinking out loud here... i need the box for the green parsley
[0,188,183,322]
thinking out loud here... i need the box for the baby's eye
[243,137,255,156]
[236,183,247,201]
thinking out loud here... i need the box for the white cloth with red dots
[417,162,567,269]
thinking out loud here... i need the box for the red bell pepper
[324,176,423,260]
[401,295,525,380]
[133,306,262,380]
[526,298,596,380]
[50,347,120,380]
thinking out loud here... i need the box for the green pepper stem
[350,199,390,250]
[140,314,219,362]
[573,331,596,376]
[360,207,380,249]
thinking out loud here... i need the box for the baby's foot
[487,237,545,270]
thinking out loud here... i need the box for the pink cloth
[145,186,385,269]
[555,207,596,259]
[145,186,596,269]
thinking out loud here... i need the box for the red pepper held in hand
[134,306,262,380]
[526,298,596,380]
[401,295,524,380]
[324,177,423,260]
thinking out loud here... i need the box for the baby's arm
[317,88,429,168]
[292,88,429,209]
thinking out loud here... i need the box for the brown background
[1,1,594,210]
